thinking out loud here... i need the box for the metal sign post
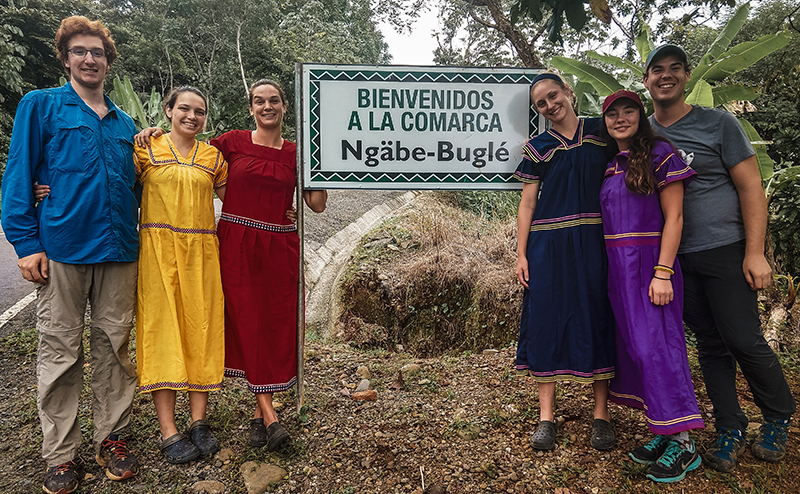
[295,62,306,414]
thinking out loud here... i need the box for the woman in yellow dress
[134,87,228,464]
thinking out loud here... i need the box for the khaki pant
[36,260,137,467]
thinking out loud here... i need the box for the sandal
[189,419,219,456]
[591,418,616,451]
[249,418,268,448]
[531,420,557,450]
[160,433,200,464]
[265,422,290,451]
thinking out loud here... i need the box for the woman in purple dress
[599,90,703,483]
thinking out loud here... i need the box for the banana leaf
[635,23,653,63]
[700,3,749,66]
[685,79,714,107]
[712,85,759,107]
[701,32,791,83]
[551,56,623,95]
[587,50,643,77]
[738,117,775,181]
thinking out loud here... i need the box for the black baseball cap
[644,44,688,73]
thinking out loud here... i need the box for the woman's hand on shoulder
[648,277,674,306]
[134,127,165,148]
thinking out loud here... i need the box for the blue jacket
[1,83,139,264]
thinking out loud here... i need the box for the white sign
[300,65,545,189]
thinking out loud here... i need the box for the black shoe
[97,437,139,480]
[189,419,219,456]
[531,420,557,450]
[647,440,701,483]
[265,422,290,451]
[591,418,616,450]
[43,460,80,494]
[160,433,201,464]
[630,435,671,464]
[249,418,268,448]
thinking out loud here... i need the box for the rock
[634,434,644,440]
[340,388,351,396]
[190,480,226,494]
[378,273,389,280]
[418,379,431,385]
[355,379,371,392]
[240,461,287,494]
[482,349,499,355]
[401,363,421,375]
[216,448,235,462]
[356,366,371,379]
[352,390,377,401]
[396,344,405,352]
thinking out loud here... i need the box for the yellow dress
[134,134,228,393]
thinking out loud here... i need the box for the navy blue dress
[514,118,615,383]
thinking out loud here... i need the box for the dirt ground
[1,335,799,494]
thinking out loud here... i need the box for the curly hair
[600,105,672,195]
[55,16,117,70]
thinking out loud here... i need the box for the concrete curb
[304,191,420,338]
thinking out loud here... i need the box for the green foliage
[445,190,522,221]
[767,164,800,277]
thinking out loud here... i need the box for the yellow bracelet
[654,265,674,275]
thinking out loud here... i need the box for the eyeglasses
[68,48,106,59]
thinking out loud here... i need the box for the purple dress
[600,140,704,435]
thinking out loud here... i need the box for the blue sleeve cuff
[13,238,46,259]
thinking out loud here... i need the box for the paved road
[0,189,404,337]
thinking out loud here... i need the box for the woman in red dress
[210,80,327,449]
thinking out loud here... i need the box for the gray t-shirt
[650,106,755,254]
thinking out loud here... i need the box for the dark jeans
[679,240,796,432]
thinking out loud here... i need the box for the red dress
[211,130,298,393]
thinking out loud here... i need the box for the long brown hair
[600,105,666,195]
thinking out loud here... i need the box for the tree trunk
[764,305,788,353]
[474,0,544,68]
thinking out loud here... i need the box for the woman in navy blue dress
[514,73,616,451]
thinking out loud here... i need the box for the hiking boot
[43,460,80,494]
[189,419,219,456]
[531,420,557,450]
[591,418,616,450]
[265,421,290,451]
[249,418,268,448]
[704,428,745,473]
[630,435,671,464]
[647,440,701,483]
[752,417,790,462]
[97,437,139,481]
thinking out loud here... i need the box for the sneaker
[43,460,80,494]
[647,440,701,483]
[630,435,671,465]
[704,428,745,473]
[591,418,616,450]
[531,420,557,450]
[752,417,790,462]
[97,438,139,481]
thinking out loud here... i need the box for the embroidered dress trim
[526,366,615,383]
[529,212,602,232]
[513,170,541,183]
[610,390,704,433]
[219,213,297,233]
[522,120,606,164]
[140,222,217,235]
[604,231,662,247]
[225,368,297,393]
[139,380,223,393]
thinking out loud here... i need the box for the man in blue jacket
[1,16,139,494]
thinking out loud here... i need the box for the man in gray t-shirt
[643,44,795,474]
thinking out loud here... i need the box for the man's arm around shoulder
[729,155,771,290]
